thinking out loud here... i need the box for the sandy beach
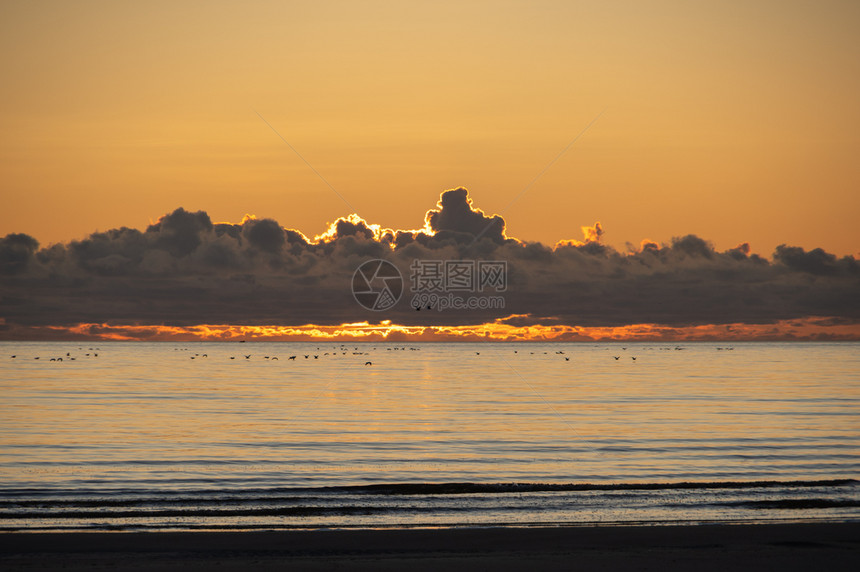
[1,522,858,571]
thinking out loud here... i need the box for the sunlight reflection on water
[1,341,858,529]
[1,341,858,489]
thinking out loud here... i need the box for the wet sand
[2,522,858,571]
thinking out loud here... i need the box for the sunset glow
[6,316,857,343]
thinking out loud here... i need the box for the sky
[1,0,859,258]
[1,1,859,341]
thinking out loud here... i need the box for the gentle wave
[1,479,857,531]
[2,479,854,503]
[315,479,860,495]
[712,499,860,510]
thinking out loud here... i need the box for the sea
[1,341,858,531]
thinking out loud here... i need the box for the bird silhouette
[288,356,296,360]
[365,361,372,366]
[614,356,620,360]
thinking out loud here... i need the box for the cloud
[147,207,214,258]
[7,316,859,342]
[243,218,287,253]
[555,221,604,249]
[1,187,858,337]
[424,187,509,244]
[773,244,855,276]
[314,214,379,243]
[581,221,604,243]
[669,234,714,259]
[639,239,660,254]
[0,233,40,275]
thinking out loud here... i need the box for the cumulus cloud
[314,214,379,243]
[1,187,858,337]
[0,233,40,274]
[424,187,509,244]
[581,221,604,243]
[639,239,660,254]
[148,207,213,258]
[555,221,604,249]
[772,244,854,276]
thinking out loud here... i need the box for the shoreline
[2,521,858,571]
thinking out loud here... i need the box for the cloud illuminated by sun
[3,315,854,342]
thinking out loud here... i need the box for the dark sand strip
[2,522,858,571]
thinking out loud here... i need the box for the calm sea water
[1,341,858,530]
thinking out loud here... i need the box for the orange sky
[2,1,859,256]
[5,316,858,342]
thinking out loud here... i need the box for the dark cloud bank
[1,188,858,338]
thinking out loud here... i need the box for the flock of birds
[9,344,736,364]
[179,346,638,363]
[171,344,425,366]
[8,347,101,362]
